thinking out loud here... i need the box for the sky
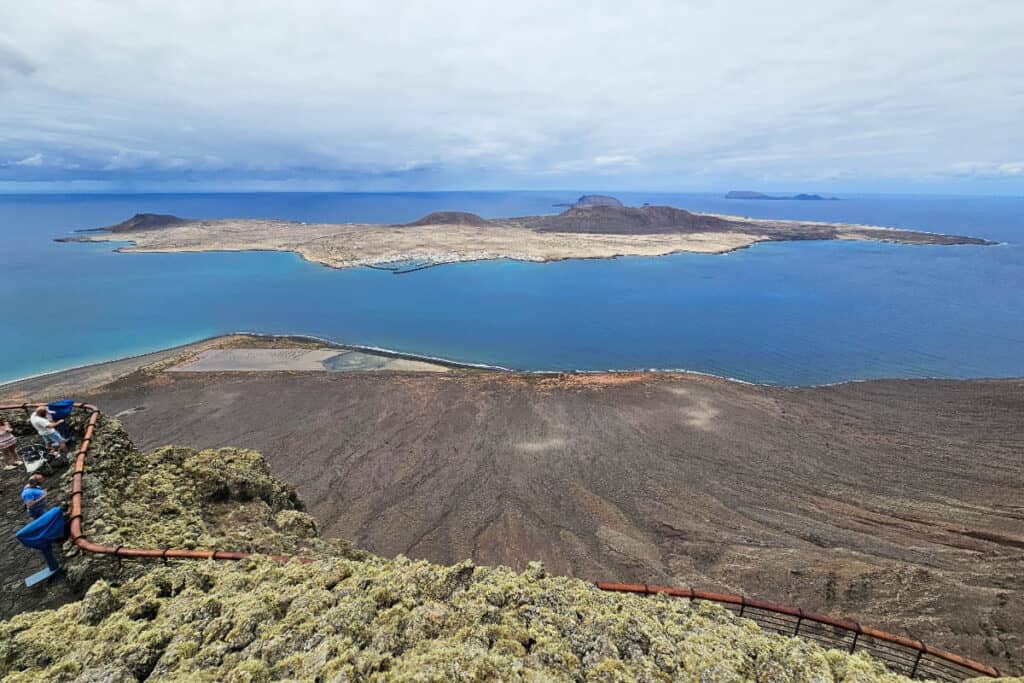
[1,1,1022,194]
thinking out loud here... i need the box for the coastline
[103,239,765,273]
[3,332,1020,401]
[0,335,223,387]
[0,333,517,401]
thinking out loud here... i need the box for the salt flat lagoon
[2,191,1022,385]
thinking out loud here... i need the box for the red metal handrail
[1,402,1003,681]
[594,582,1001,680]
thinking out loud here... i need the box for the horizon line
[0,189,1021,199]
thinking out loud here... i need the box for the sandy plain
[71,219,761,268]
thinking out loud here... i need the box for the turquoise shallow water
[1,191,1022,386]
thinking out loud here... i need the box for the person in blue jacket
[21,474,50,519]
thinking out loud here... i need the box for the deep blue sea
[2,191,1022,386]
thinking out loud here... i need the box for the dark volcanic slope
[104,213,189,232]
[527,205,735,234]
[524,205,992,244]
[403,211,491,227]
[83,370,1024,671]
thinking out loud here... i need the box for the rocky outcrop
[72,418,362,565]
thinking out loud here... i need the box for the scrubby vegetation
[0,413,1014,681]
[2,555,927,682]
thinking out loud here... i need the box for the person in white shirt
[30,406,67,455]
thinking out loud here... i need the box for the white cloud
[0,1,1022,190]
[13,152,43,167]
[593,155,638,168]
[948,161,1024,177]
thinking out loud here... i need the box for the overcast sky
[1,1,1022,193]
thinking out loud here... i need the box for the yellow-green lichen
[0,555,934,682]
[70,418,362,563]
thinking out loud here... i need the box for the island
[726,190,840,200]
[552,193,625,208]
[58,197,992,272]
[720,191,839,201]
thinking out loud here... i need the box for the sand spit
[61,204,993,271]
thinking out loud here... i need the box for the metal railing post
[911,648,924,678]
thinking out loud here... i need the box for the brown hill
[528,205,734,234]
[103,213,189,233]
[573,194,624,207]
[403,211,491,227]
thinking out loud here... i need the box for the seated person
[30,406,67,455]
[21,474,50,519]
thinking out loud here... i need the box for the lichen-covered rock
[72,419,362,562]
[274,509,319,539]
[77,580,120,625]
[0,556,923,682]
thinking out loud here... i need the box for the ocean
[2,191,1022,386]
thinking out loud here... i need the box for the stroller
[17,442,67,475]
